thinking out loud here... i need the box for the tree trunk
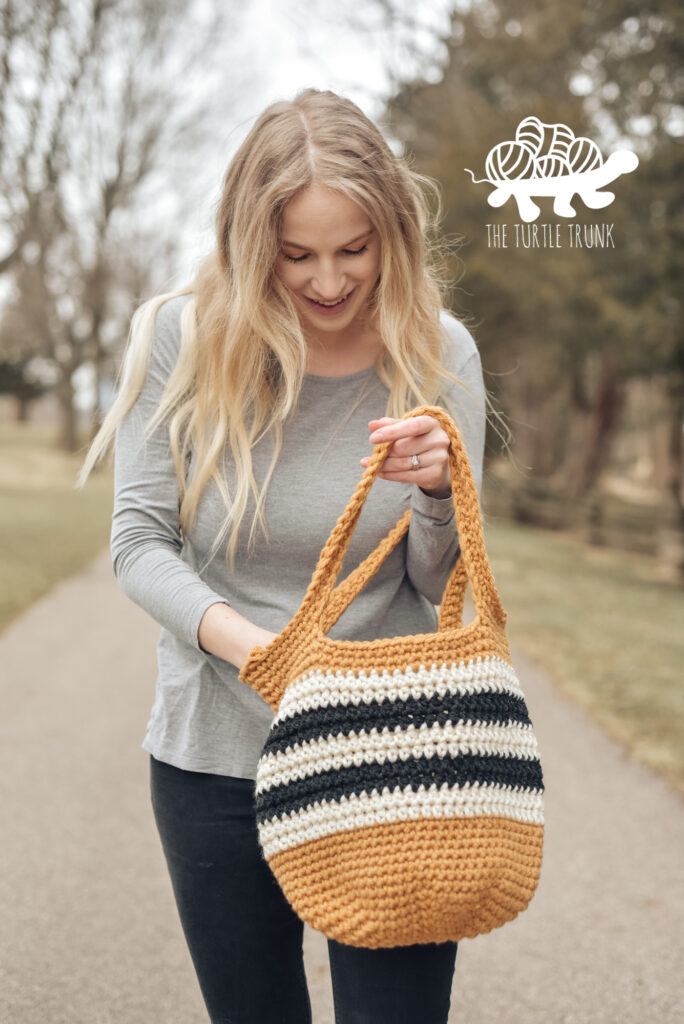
[56,373,78,452]
[89,346,106,443]
[554,371,591,494]
[530,386,565,478]
[665,382,684,517]
[573,350,625,497]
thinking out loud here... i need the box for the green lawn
[483,515,684,798]
[1,421,682,798]
[0,422,113,632]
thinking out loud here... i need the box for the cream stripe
[256,720,540,795]
[257,782,545,858]
[278,655,525,721]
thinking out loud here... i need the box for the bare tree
[0,0,243,449]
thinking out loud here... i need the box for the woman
[79,87,488,1024]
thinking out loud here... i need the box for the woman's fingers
[362,414,451,494]
[368,414,439,446]
[361,450,431,471]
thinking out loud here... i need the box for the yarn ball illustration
[485,116,605,180]
[485,141,536,182]
[535,154,571,178]
[464,115,639,222]
[546,122,575,158]
[514,115,545,155]
[567,136,603,173]
[515,116,575,159]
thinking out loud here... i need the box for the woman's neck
[304,327,385,377]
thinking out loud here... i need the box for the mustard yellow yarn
[239,405,545,948]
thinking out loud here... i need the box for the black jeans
[149,754,458,1024]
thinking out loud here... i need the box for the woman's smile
[304,287,356,316]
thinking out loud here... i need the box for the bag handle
[321,518,469,634]
[301,404,505,636]
[321,507,412,634]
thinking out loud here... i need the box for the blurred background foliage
[382,0,682,516]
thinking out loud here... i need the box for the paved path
[1,548,682,1023]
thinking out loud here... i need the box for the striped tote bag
[238,404,545,949]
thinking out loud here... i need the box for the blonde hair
[77,87,481,573]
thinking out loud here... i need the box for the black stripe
[267,690,532,757]
[255,753,544,825]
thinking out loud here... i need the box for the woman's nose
[310,262,346,298]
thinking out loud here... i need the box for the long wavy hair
[77,87,483,573]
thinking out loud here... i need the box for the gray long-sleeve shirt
[111,294,486,779]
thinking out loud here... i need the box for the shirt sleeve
[110,296,231,651]
[405,330,486,606]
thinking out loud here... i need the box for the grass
[0,421,113,632]
[483,515,684,798]
[1,420,683,798]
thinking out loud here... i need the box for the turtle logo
[465,116,639,223]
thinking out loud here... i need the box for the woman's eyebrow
[282,228,374,250]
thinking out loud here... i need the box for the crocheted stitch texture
[239,404,545,948]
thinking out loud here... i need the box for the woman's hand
[361,416,452,499]
[198,603,280,670]
[240,627,279,670]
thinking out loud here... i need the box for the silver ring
[411,454,421,470]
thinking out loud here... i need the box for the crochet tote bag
[238,403,545,949]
